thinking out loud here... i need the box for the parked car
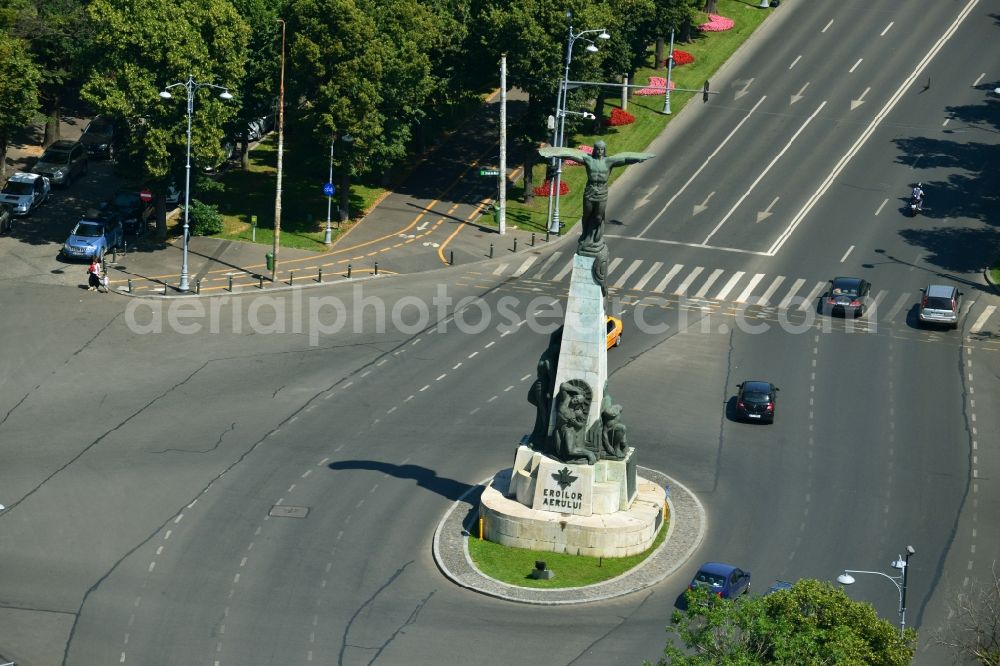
[824,277,871,318]
[735,380,778,424]
[79,114,119,159]
[104,189,153,236]
[31,139,88,186]
[0,203,13,233]
[766,580,793,595]
[918,284,963,329]
[61,210,123,260]
[246,114,274,142]
[688,562,751,600]
[0,172,50,215]
[606,315,622,349]
[201,140,235,173]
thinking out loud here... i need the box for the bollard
[478,517,483,540]
[228,274,234,292]
[128,278,133,294]
[196,279,201,295]
[347,264,352,279]
[112,246,117,262]
[513,237,518,252]
[318,267,323,283]
[546,229,551,243]
[449,250,454,266]
[489,243,494,258]
[289,271,294,286]
[531,232,536,247]
[374,261,379,276]
[259,274,264,289]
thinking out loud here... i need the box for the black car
[735,380,778,423]
[0,203,13,234]
[80,115,119,159]
[824,277,871,318]
[103,190,152,236]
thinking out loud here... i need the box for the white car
[0,172,51,216]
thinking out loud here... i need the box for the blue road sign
[323,182,335,197]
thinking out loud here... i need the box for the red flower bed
[533,179,570,196]
[670,49,694,66]
[605,108,636,127]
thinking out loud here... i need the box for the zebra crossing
[487,251,1000,332]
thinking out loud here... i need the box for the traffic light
[702,80,710,103]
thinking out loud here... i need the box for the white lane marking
[468,351,478,358]
[735,273,766,303]
[973,72,985,86]
[633,261,663,290]
[653,264,684,293]
[756,276,785,305]
[703,101,826,244]
[880,22,894,36]
[821,19,833,32]
[419,385,430,392]
[789,55,802,70]
[849,58,863,73]
[777,278,806,310]
[942,118,951,127]
[532,251,562,279]
[694,269,725,298]
[612,259,643,288]
[870,290,889,313]
[885,293,912,321]
[673,267,704,296]
[484,341,495,348]
[714,271,745,301]
[452,363,461,369]
[435,374,446,381]
[605,257,623,279]
[512,256,537,277]
[875,199,889,215]
[756,196,780,222]
[799,281,827,311]
[604,234,770,256]
[840,245,854,263]
[769,0,979,256]
[850,87,870,110]
[790,82,809,105]
[971,305,995,333]
[639,96,767,237]
[492,263,509,275]
[552,259,574,282]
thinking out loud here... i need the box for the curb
[432,467,705,605]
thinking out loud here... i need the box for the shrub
[188,199,224,235]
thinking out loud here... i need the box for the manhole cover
[269,505,309,519]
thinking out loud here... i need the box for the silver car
[31,139,89,186]
[918,284,962,329]
[0,171,51,215]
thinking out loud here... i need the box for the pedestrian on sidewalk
[87,256,101,291]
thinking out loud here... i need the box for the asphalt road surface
[2,1,999,665]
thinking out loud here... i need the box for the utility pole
[499,54,507,236]
[272,18,286,282]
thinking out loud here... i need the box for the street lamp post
[837,545,916,637]
[324,137,335,245]
[159,75,234,293]
[548,18,609,235]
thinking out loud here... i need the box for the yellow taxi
[606,315,622,349]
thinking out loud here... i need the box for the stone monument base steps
[481,468,665,558]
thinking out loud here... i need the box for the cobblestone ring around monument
[431,468,706,605]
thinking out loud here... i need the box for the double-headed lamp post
[837,545,915,637]
[159,75,234,293]
[548,20,609,235]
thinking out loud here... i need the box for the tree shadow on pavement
[328,460,475,502]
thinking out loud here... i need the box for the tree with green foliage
[652,579,916,666]
[227,0,280,171]
[81,0,249,236]
[8,0,93,147]
[0,32,42,179]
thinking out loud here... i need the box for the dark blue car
[689,562,751,599]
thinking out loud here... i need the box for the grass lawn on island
[990,264,1000,286]
[488,0,774,235]
[467,516,668,589]
[199,133,384,252]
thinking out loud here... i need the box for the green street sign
[479,168,500,177]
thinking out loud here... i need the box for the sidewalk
[101,89,570,297]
